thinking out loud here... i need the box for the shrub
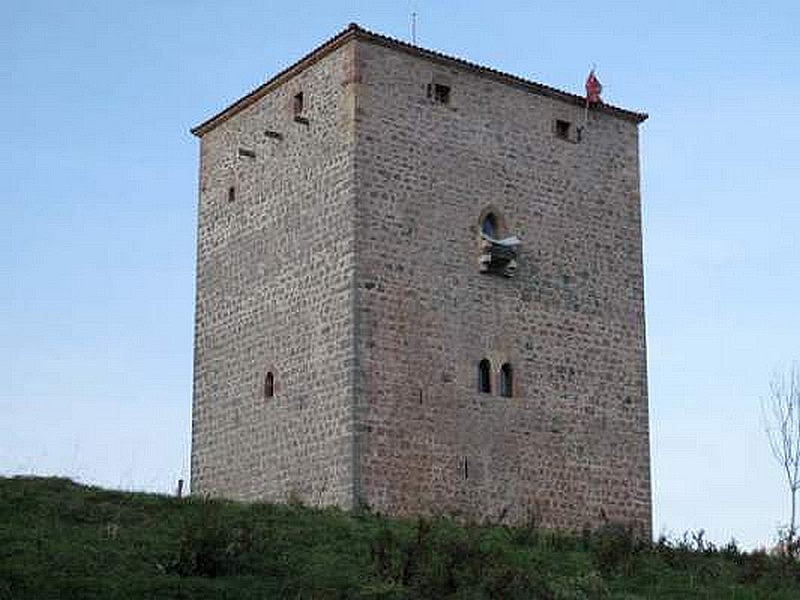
[550,571,609,600]
[738,549,770,585]
[590,523,641,575]
[170,499,256,578]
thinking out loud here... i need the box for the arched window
[481,213,497,238]
[500,363,513,398]
[478,359,492,394]
[264,372,274,399]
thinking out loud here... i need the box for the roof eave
[190,23,647,137]
[354,27,648,124]
[190,24,360,137]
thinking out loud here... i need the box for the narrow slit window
[500,363,513,398]
[481,213,497,238]
[227,186,236,202]
[463,457,469,480]
[264,372,274,399]
[293,92,304,116]
[478,359,492,394]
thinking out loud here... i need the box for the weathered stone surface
[191,27,651,533]
[191,46,357,507]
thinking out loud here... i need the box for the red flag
[585,69,602,105]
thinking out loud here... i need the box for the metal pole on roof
[411,11,417,45]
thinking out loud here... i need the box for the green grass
[0,476,797,599]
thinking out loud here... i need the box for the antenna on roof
[409,0,418,44]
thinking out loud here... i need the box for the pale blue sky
[2,1,798,549]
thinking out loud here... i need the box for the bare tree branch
[762,363,800,542]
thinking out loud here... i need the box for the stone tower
[190,24,651,532]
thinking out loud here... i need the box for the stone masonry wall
[191,45,358,508]
[352,40,651,531]
[191,31,651,532]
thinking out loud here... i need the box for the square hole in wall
[427,82,452,105]
[433,83,451,104]
[555,119,571,140]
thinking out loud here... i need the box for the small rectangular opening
[293,92,304,116]
[293,91,309,125]
[433,83,451,104]
[555,119,571,140]
[238,147,256,159]
[227,186,236,202]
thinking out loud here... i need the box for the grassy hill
[0,476,796,599]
